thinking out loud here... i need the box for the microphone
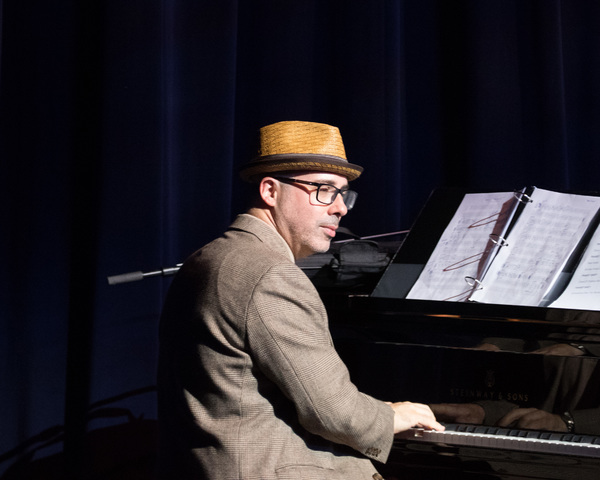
[107,264,182,285]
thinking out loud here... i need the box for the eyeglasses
[274,177,358,210]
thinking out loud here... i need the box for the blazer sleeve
[245,261,395,463]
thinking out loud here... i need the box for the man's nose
[330,193,348,216]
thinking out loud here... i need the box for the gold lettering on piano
[449,388,529,403]
[450,388,498,400]
[505,392,529,402]
[448,370,529,404]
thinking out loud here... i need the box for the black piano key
[443,423,458,432]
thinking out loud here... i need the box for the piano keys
[384,424,600,480]
[396,424,600,458]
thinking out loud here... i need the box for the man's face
[272,171,350,259]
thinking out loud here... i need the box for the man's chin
[301,241,332,259]
[314,240,332,254]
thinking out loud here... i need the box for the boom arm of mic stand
[106,230,408,285]
[107,264,182,285]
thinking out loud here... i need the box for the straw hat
[239,121,364,182]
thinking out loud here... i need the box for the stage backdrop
[1,0,599,476]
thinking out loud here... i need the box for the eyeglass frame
[273,176,358,210]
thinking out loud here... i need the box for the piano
[319,295,600,479]
[297,189,600,480]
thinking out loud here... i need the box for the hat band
[239,153,363,182]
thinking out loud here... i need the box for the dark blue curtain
[1,0,599,476]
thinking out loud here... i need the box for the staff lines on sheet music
[439,211,509,271]
[406,191,518,301]
[442,252,486,272]
[470,189,600,306]
[408,187,600,308]
[468,212,504,229]
[552,229,600,307]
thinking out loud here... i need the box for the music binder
[372,187,600,310]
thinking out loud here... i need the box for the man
[157,121,443,479]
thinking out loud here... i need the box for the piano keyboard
[395,423,600,458]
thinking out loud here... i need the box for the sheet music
[406,192,519,301]
[550,223,600,310]
[469,188,600,306]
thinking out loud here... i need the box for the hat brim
[239,154,363,182]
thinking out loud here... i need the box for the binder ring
[464,276,483,290]
[513,190,533,203]
[489,234,508,247]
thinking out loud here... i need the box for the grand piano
[298,188,600,479]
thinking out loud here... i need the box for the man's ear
[258,177,278,207]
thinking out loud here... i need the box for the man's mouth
[322,225,338,238]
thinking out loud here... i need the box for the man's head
[241,121,364,259]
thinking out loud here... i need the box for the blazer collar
[230,214,295,262]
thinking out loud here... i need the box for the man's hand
[532,343,584,356]
[387,401,445,434]
[497,408,567,431]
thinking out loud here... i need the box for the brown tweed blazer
[158,214,394,479]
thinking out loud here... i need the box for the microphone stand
[106,230,408,285]
[107,264,182,285]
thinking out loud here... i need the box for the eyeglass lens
[317,185,357,210]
